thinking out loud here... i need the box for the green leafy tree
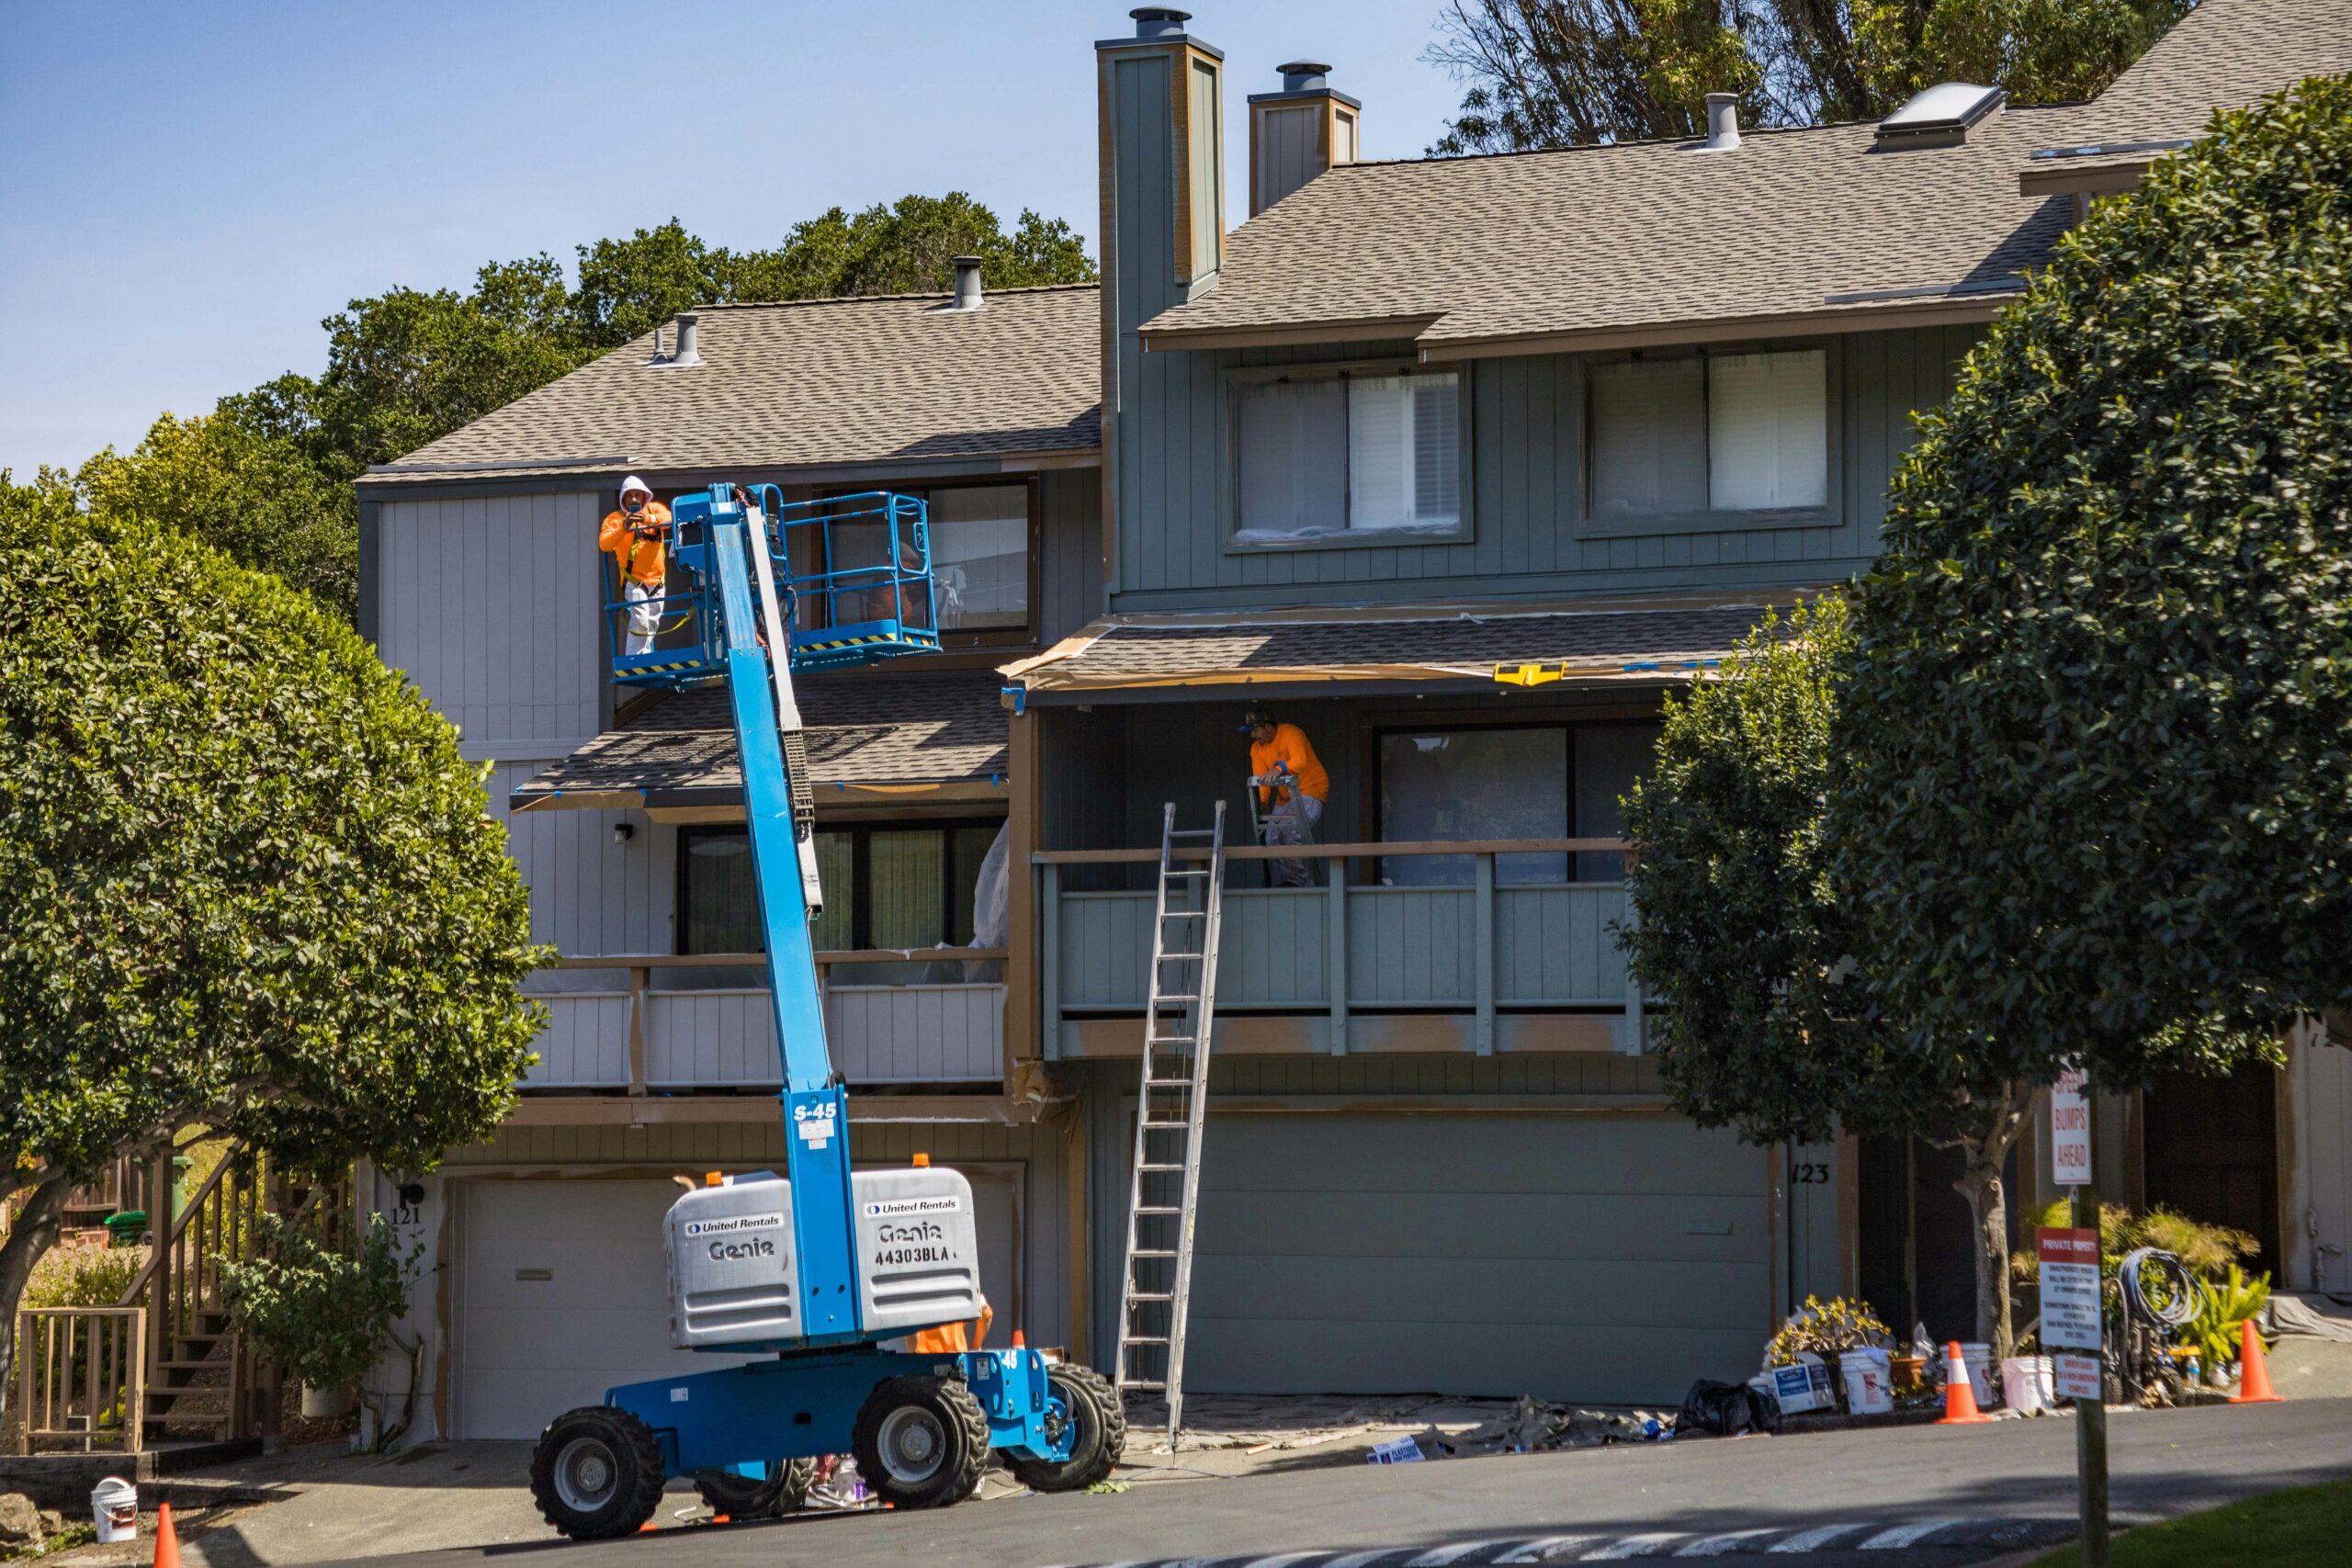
[1619,596,2038,1354]
[224,1213,417,1396]
[0,479,545,1416]
[1426,0,2188,152]
[1830,73,2351,1092]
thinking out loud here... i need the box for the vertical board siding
[1109,324,1984,608]
[525,995,632,1088]
[1038,468,1105,644]
[645,985,1004,1086]
[377,491,605,745]
[1494,886,1631,1004]
[1054,885,1628,1014]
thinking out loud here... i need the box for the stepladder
[1114,801,1228,1450]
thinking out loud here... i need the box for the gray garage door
[455,1173,1019,1438]
[1181,1113,1769,1405]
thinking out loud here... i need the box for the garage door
[1181,1114,1769,1405]
[456,1174,1018,1439]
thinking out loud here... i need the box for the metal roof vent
[1278,61,1330,92]
[1876,83,2006,150]
[950,255,985,311]
[647,311,701,370]
[1703,93,1740,152]
[1130,6,1190,38]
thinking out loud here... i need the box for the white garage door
[1181,1114,1770,1406]
[456,1174,1018,1439]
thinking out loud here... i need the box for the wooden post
[2075,1156,2109,1567]
[147,1146,172,1387]
[626,964,650,1095]
[1327,865,1349,1055]
[1474,853,1496,1055]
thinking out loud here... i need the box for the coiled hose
[2119,1247,2197,1326]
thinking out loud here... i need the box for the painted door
[2144,1064,2280,1280]
[1178,1113,1769,1404]
[454,1171,1020,1439]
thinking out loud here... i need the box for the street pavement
[289,1396,2352,1568]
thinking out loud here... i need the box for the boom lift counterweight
[529,485,1122,1540]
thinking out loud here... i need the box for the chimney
[951,255,985,310]
[1097,8,1226,599]
[1703,93,1740,152]
[1248,61,1362,216]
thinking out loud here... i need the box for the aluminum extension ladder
[1114,801,1228,1450]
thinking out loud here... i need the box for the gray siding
[1109,325,1982,610]
[488,760,673,956]
[443,1118,1072,1352]
[1037,467,1104,642]
[377,491,609,751]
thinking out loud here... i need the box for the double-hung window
[1233,369,1464,544]
[1587,347,1830,530]
[680,820,1002,957]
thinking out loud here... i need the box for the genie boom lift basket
[530,485,1122,1540]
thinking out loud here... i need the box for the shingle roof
[1139,0,2350,354]
[510,671,1009,809]
[1001,600,1780,696]
[367,286,1101,486]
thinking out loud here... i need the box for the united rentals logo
[863,1196,961,1219]
[683,1213,783,1237]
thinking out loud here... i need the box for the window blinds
[1589,357,1709,520]
[1707,350,1827,511]
[1235,378,1348,536]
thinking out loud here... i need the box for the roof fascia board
[511,776,1011,814]
[360,447,1101,501]
[1139,315,1443,353]
[2018,158,2154,197]
[1014,671,1703,706]
[1417,296,2008,360]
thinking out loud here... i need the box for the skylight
[1875,83,2006,148]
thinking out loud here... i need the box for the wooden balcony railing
[1033,840,1641,1057]
[534,949,1011,1090]
[15,1306,144,1454]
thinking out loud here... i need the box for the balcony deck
[1035,840,1642,1057]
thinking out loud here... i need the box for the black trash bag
[1678,1380,1784,1438]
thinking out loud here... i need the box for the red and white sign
[2054,1352,2101,1402]
[2050,1066,2091,1187]
[2040,1225,2103,1361]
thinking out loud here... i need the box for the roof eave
[1416,293,2016,361]
[2018,156,2155,197]
[1137,314,1444,353]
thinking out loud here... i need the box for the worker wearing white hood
[600,475,672,655]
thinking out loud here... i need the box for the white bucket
[91,1476,137,1545]
[2002,1356,2055,1415]
[300,1383,350,1419]
[1841,1348,1894,1416]
[1958,1342,1998,1407]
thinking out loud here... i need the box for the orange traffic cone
[2229,1318,2284,1404]
[1935,1341,1995,1425]
[1012,1329,1025,1348]
[153,1500,181,1568]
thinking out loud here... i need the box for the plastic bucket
[91,1477,137,1544]
[1841,1348,1894,1416]
[2003,1356,2054,1415]
[1958,1342,1998,1407]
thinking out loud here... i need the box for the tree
[1426,0,2188,152]
[1619,596,2036,1355]
[1827,72,2352,1287]
[0,479,545,1413]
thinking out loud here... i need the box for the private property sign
[2051,1065,2091,1187]
[2041,1226,2104,1402]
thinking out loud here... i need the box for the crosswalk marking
[1494,1537,1598,1562]
[1858,1520,1964,1551]
[1406,1543,1514,1566]
[1585,1536,1688,1560]
[1675,1530,1781,1556]
[1766,1525,1869,1553]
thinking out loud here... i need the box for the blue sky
[0,2,1468,476]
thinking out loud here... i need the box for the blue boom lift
[527,486,1122,1539]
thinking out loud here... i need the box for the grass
[2027,1479,2352,1566]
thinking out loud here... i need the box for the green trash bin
[102,1210,147,1248]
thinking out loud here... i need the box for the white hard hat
[619,474,652,501]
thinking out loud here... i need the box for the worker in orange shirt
[1244,707,1329,887]
[601,475,672,655]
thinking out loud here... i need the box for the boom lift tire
[693,1456,820,1517]
[1010,1364,1125,1492]
[852,1375,989,1509]
[529,1405,666,1540]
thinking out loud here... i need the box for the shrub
[22,1242,145,1311]
[222,1213,414,1394]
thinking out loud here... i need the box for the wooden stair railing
[114,1147,267,1443]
